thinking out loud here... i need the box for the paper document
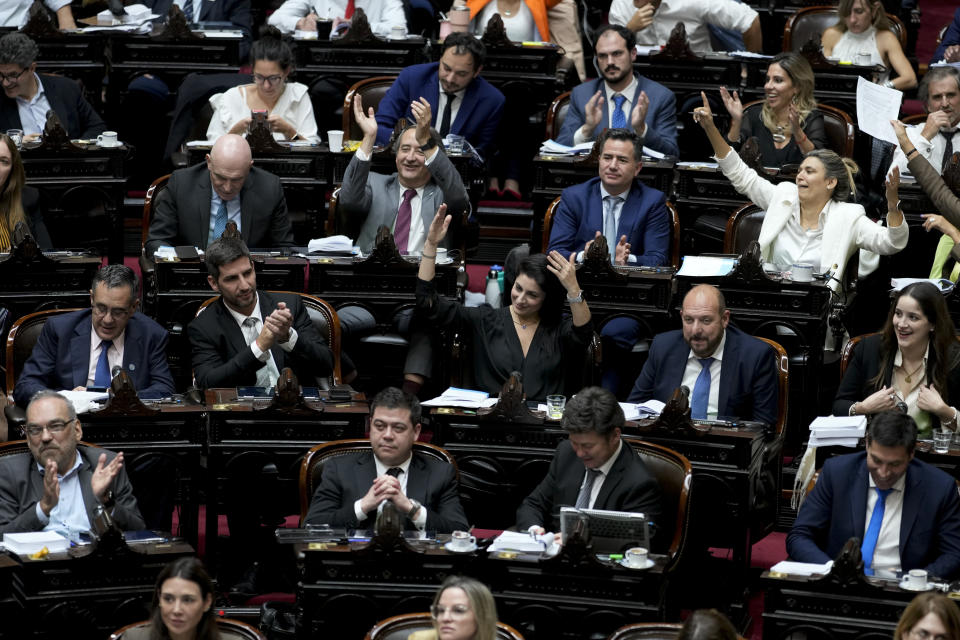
[808,435,860,447]
[59,390,109,415]
[540,140,594,155]
[422,387,499,409]
[621,400,665,421]
[770,560,833,576]
[488,530,555,554]
[677,256,736,277]
[891,277,955,294]
[307,235,353,253]
[856,76,903,145]
[809,415,866,438]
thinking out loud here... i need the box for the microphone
[111,365,121,380]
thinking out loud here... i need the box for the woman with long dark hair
[0,132,49,250]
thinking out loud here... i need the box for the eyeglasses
[92,303,132,320]
[24,419,75,438]
[430,605,471,619]
[0,68,27,84]
[253,74,284,86]
[911,628,950,640]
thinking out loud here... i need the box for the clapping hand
[91,452,124,503]
[630,91,650,135]
[614,235,631,265]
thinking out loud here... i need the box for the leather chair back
[783,6,906,51]
[6,308,82,395]
[542,196,561,251]
[343,76,399,142]
[142,174,171,252]
[110,618,266,640]
[623,438,692,561]
[756,337,789,439]
[840,332,879,377]
[723,203,765,255]
[299,439,460,524]
[545,91,571,141]
[365,612,525,640]
[607,622,747,640]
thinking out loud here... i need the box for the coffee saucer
[618,557,654,570]
[444,541,477,553]
[98,141,122,148]
[435,257,454,265]
[900,578,934,592]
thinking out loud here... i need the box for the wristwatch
[566,290,584,303]
[418,139,437,153]
[408,499,422,520]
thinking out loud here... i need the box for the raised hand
[890,119,911,150]
[922,110,954,140]
[885,165,900,206]
[545,250,580,295]
[91,452,124,503]
[693,91,715,130]
[582,91,604,135]
[719,86,742,122]
[425,204,451,249]
[411,97,433,146]
[354,95,378,139]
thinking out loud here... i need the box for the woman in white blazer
[693,92,908,292]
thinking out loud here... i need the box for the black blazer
[0,74,105,139]
[145,162,293,256]
[516,439,663,546]
[304,450,469,533]
[833,334,960,431]
[188,290,334,389]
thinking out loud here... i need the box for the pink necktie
[395,189,416,254]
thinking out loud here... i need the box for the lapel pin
[129,363,136,371]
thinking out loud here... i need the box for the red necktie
[344,0,355,19]
[395,189,416,254]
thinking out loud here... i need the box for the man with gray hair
[0,390,144,534]
[889,66,960,176]
[146,133,293,257]
[13,264,175,406]
[0,32,104,140]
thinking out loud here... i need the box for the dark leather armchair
[110,618,266,640]
[364,612,525,640]
[342,76,399,142]
[545,91,571,141]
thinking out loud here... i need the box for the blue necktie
[94,340,113,387]
[182,0,194,21]
[603,195,618,261]
[211,200,228,244]
[611,94,627,129]
[861,487,893,576]
[690,357,714,420]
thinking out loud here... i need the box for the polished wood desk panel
[0,250,100,332]
[574,258,675,335]
[295,37,430,84]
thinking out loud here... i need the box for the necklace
[510,309,538,330]
[772,124,787,143]
[903,361,925,384]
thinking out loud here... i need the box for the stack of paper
[488,530,554,554]
[307,235,353,253]
[539,140,594,156]
[421,387,498,409]
[95,3,156,23]
[677,256,737,277]
[621,400,665,421]
[808,415,866,447]
[891,277,955,294]
[3,531,69,556]
[770,560,833,576]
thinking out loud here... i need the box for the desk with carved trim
[294,36,430,88]
[574,257,676,335]
[0,249,100,331]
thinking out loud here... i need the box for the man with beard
[627,284,779,425]
[556,25,677,157]
[0,390,144,534]
[888,66,960,176]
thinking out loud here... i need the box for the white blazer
[717,150,909,291]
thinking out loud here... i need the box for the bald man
[145,134,293,257]
[628,284,779,425]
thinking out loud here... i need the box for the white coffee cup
[327,129,344,151]
[791,263,814,283]
[390,25,407,39]
[450,530,476,550]
[625,546,648,567]
[434,247,448,262]
[907,568,928,588]
[97,131,120,147]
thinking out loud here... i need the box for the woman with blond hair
[409,576,498,640]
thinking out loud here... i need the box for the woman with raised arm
[693,91,908,290]
[416,206,592,400]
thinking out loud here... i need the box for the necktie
[439,92,456,137]
[942,130,956,173]
[603,195,618,261]
[394,189,416,254]
[182,0,194,21]
[611,94,627,130]
[575,468,602,509]
[94,340,113,387]
[242,317,280,388]
[386,467,402,478]
[690,357,714,420]
[344,0,355,19]
[861,487,893,576]
[211,200,228,245]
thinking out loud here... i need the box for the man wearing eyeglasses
[13,265,175,407]
[0,390,145,534]
[0,32,105,142]
[145,133,294,258]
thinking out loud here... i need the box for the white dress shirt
[889,123,960,177]
[865,472,906,577]
[768,204,825,271]
[680,329,727,420]
[472,0,536,41]
[608,0,757,53]
[0,0,70,28]
[573,75,640,145]
[16,73,53,137]
[267,0,407,37]
[208,187,243,243]
[223,294,298,383]
[352,453,429,529]
[34,453,90,537]
[436,84,467,133]
[85,328,126,388]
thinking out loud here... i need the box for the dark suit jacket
[0,74,106,140]
[516,439,662,542]
[833,334,960,431]
[0,445,145,534]
[627,325,779,425]
[145,0,252,57]
[932,8,960,65]
[786,452,960,580]
[21,186,51,250]
[556,74,678,157]
[145,162,292,256]
[547,177,670,267]
[188,290,334,389]
[374,63,505,158]
[304,450,469,533]
[338,150,469,252]
[13,310,175,407]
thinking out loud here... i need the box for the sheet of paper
[891,277,955,294]
[770,560,833,576]
[808,435,860,447]
[642,146,665,159]
[488,530,554,553]
[307,235,353,253]
[621,400,665,421]
[59,390,109,415]
[808,415,867,431]
[856,76,903,145]
[676,256,736,277]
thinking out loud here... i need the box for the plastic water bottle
[485,266,503,307]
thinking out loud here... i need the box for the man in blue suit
[374,33,504,159]
[787,412,960,580]
[548,128,670,393]
[14,265,175,407]
[628,284,778,425]
[556,25,677,157]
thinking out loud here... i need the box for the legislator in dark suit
[547,176,670,267]
[188,290,334,389]
[144,0,252,56]
[145,163,293,257]
[13,310,175,407]
[305,450,469,532]
[0,445,145,534]
[628,324,779,425]
[338,148,469,253]
[516,439,662,543]
[0,74,106,140]
[374,62,505,158]
[787,451,960,579]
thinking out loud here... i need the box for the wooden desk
[295,36,429,85]
[574,258,676,334]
